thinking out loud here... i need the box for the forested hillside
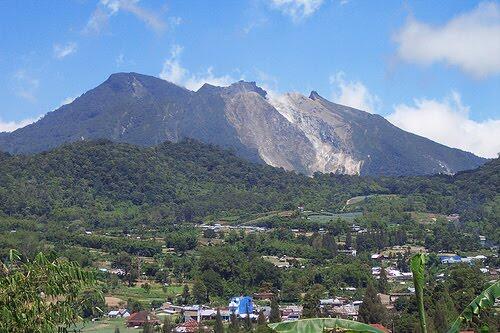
[0,139,498,332]
[0,139,497,231]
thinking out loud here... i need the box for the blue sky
[0,0,499,157]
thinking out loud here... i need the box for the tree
[302,288,320,318]
[243,304,253,332]
[433,288,457,333]
[228,312,240,333]
[202,269,224,297]
[113,252,138,286]
[81,288,106,318]
[214,309,224,333]
[378,267,388,294]
[192,278,208,304]
[142,321,155,333]
[358,281,386,324]
[182,284,190,304]
[128,298,143,313]
[281,281,300,302]
[162,316,174,333]
[0,250,98,332]
[269,297,281,323]
[345,229,352,250]
[256,310,270,333]
[323,232,338,256]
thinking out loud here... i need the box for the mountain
[0,72,486,176]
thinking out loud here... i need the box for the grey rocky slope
[0,72,486,176]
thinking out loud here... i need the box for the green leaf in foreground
[446,280,500,333]
[410,253,428,333]
[0,250,98,332]
[268,318,385,333]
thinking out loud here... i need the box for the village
[81,206,499,333]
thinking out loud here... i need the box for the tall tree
[323,232,338,256]
[358,281,386,324]
[228,312,240,333]
[192,279,208,304]
[182,284,190,304]
[345,229,352,250]
[243,304,253,332]
[378,267,389,294]
[302,288,320,318]
[432,287,457,333]
[269,298,281,323]
[214,309,224,333]
[255,310,269,333]
[162,316,174,333]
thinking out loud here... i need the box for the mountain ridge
[0,72,486,176]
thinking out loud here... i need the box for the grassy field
[75,318,139,333]
[108,283,183,307]
[305,211,362,223]
[342,194,400,211]
[410,211,447,224]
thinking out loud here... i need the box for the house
[320,298,343,306]
[439,255,462,264]
[126,311,160,327]
[253,292,275,300]
[174,320,209,333]
[329,303,358,319]
[281,305,303,320]
[229,296,254,316]
[108,308,130,318]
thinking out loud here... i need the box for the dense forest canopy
[0,139,497,228]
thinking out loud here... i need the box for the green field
[74,318,139,333]
[305,211,362,223]
[109,283,183,306]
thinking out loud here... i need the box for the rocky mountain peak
[309,90,322,100]
[0,72,486,176]
[225,80,267,98]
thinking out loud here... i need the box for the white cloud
[13,70,39,102]
[159,45,236,91]
[387,92,500,158]
[329,71,380,113]
[394,1,500,78]
[60,96,78,106]
[168,16,182,28]
[84,0,168,34]
[115,53,125,67]
[0,115,41,133]
[53,42,77,59]
[269,0,324,22]
[84,7,109,34]
[254,69,280,98]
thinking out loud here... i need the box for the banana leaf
[411,253,428,333]
[268,318,385,333]
[446,280,500,333]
